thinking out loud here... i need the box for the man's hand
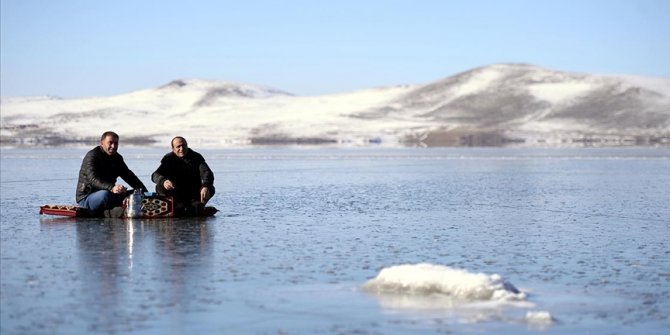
[200,186,211,204]
[111,184,127,194]
[163,179,175,190]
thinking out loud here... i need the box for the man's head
[171,136,189,158]
[100,131,120,155]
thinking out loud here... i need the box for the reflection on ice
[364,263,553,326]
[126,219,134,270]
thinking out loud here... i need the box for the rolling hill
[2,64,669,147]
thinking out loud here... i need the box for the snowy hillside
[2,64,669,147]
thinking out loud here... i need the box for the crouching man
[151,136,215,216]
[76,131,147,217]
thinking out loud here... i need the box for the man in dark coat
[76,131,147,216]
[151,136,215,216]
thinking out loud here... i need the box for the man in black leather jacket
[151,136,215,216]
[76,131,147,216]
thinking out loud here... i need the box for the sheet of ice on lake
[364,263,553,326]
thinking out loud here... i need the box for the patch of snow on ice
[363,263,526,303]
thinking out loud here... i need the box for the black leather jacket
[151,149,215,201]
[76,146,147,202]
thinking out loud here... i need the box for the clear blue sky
[1,0,669,98]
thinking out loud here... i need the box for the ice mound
[363,263,527,303]
[526,311,554,323]
[526,310,554,329]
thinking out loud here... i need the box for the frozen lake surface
[1,146,669,334]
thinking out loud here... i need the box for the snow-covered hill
[2,64,669,147]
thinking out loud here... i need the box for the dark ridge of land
[401,129,670,147]
[1,131,668,148]
[0,135,157,147]
[249,136,338,145]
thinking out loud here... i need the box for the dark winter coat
[76,146,147,202]
[151,149,215,202]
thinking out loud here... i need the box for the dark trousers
[155,184,205,216]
